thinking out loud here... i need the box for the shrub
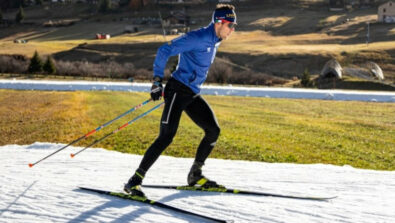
[228,70,286,86]
[207,59,287,86]
[0,55,29,74]
[54,60,141,80]
[1,54,289,86]
[207,59,233,84]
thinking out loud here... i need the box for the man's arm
[153,33,198,79]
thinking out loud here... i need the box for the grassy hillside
[1,1,394,86]
[0,89,394,170]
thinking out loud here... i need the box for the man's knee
[157,128,177,147]
[206,125,220,142]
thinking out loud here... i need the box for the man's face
[216,21,235,40]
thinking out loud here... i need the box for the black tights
[137,78,220,172]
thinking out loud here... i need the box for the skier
[124,4,237,197]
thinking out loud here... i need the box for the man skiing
[124,4,237,197]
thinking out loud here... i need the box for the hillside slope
[1,1,394,86]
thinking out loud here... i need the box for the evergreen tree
[21,0,29,8]
[301,68,314,87]
[43,56,56,75]
[15,6,24,24]
[0,9,3,22]
[99,0,111,13]
[36,0,43,6]
[119,0,130,7]
[28,51,43,74]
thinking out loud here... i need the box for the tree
[15,6,24,24]
[21,0,29,8]
[0,8,3,22]
[301,68,314,87]
[28,51,43,74]
[119,0,130,7]
[99,0,111,13]
[43,56,56,75]
[36,0,43,6]
[129,0,148,10]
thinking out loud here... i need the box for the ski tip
[70,153,75,158]
[309,196,337,201]
[28,163,34,168]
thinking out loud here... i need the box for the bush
[1,54,288,86]
[0,55,29,74]
[54,60,141,80]
[104,60,124,79]
[228,70,286,86]
[207,59,287,86]
[207,59,233,84]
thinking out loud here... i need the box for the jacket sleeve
[153,33,199,78]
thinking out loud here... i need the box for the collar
[208,23,222,43]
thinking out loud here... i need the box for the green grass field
[1,89,394,170]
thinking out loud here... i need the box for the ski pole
[28,98,152,168]
[71,102,164,158]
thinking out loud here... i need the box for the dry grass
[3,28,393,61]
[249,16,293,28]
[220,31,395,55]
[1,2,394,82]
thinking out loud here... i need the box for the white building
[378,1,395,23]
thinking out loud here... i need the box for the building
[163,11,190,27]
[328,0,378,11]
[129,0,150,9]
[329,0,345,11]
[378,1,395,23]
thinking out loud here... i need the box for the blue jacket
[153,23,221,94]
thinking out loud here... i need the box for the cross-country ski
[79,187,231,223]
[142,185,337,201]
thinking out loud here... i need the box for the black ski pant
[137,78,220,173]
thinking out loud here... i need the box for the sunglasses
[220,20,237,29]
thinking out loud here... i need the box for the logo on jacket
[207,47,211,53]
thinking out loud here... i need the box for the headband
[212,9,237,24]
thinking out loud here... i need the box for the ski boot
[124,169,146,197]
[187,161,224,189]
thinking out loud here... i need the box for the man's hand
[150,76,163,101]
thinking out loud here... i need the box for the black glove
[150,76,163,101]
